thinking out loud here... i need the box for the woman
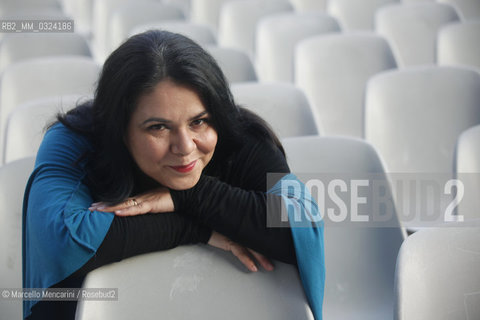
[23,30,324,319]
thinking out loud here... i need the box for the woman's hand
[89,187,174,216]
[208,231,274,273]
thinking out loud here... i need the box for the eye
[147,123,167,131]
[190,118,209,128]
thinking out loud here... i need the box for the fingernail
[251,265,258,272]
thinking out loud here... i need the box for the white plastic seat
[365,66,480,173]
[394,220,480,320]
[295,33,397,137]
[91,0,131,62]
[327,0,398,31]
[76,246,314,320]
[0,0,61,16]
[256,12,340,83]
[0,56,100,164]
[108,1,184,55]
[206,46,257,83]
[455,125,480,220]
[130,21,216,47]
[230,82,319,138]
[364,66,480,229]
[0,157,36,320]
[61,0,94,37]
[218,0,293,58]
[282,135,405,319]
[289,0,327,12]
[4,95,88,164]
[437,21,480,71]
[162,0,191,19]
[0,33,91,73]
[439,0,480,21]
[375,2,460,68]
[190,0,235,35]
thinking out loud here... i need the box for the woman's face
[126,80,218,190]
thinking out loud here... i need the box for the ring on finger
[131,198,139,206]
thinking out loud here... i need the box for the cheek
[129,134,170,165]
[198,128,218,155]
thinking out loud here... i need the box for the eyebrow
[141,111,209,125]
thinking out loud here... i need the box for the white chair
[218,0,293,58]
[255,12,340,83]
[327,0,398,31]
[190,0,235,35]
[437,21,480,71]
[0,0,62,16]
[130,21,216,47]
[0,56,100,164]
[60,0,94,37]
[3,95,88,164]
[230,82,319,138]
[375,2,460,68]
[289,0,327,12]
[76,246,314,320]
[108,0,184,54]
[295,33,397,137]
[0,33,91,73]
[91,0,131,62]
[282,135,405,319]
[162,0,191,19]
[206,46,257,83]
[394,220,480,320]
[455,125,480,220]
[365,66,480,229]
[439,0,480,21]
[0,156,36,320]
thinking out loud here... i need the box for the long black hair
[58,30,282,202]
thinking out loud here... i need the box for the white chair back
[231,82,319,138]
[0,157,35,320]
[282,135,405,319]
[295,33,397,137]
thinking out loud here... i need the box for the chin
[164,174,201,191]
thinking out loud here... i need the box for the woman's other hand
[207,231,274,273]
[89,188,174,216]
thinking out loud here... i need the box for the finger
[114,201,151,216]
[248,249,274,271]
[230,244,258,272]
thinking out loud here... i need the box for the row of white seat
[1,135,479,319]
[2,1,479,70]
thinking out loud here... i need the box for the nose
[170,127,196,156]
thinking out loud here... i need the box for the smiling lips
[169,160,197,173]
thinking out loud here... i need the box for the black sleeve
[170,135,297,265]
[72,213,211,277]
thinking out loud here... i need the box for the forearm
[170,175,297,265]
[72,213,211,277]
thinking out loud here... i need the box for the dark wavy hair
[58,30,282,202]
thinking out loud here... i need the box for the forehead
[134,80,207,118]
